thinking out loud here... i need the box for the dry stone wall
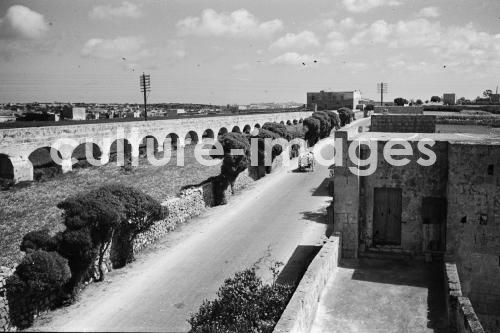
[371,114,436,133]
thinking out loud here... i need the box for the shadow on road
[276,245,321,286]
[311,178,330,196]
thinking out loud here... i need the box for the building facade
[443,93,456,105]
[307,90,361,110]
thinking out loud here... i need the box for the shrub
[188,268,294,333]
[338,107,354,126]
[324,110,341,130]
[58,228,97,288]
[103,184,164,267]
[14,250,71,294]
[365,104,375,111]
[312,112,332,138]
[20,229,58,253]
[6,250,71,328]
[262,122,290,140]
[58,191,124,283]
[57,184,164,283]
[303,117,321,147]
[215,133,251,188]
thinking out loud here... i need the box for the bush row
[208,123,305,205]
[6,184,165,328]
[303,109,353,147]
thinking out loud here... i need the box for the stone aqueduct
[0,111,312,183]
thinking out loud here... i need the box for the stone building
[307,90,361,111]
[332,114,500,331]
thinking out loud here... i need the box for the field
[0,146,221,268]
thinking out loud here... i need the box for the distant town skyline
[1,0,500,104]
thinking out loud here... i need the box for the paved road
[33,146,334,332]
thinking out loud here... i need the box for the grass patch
[0,146,220,268]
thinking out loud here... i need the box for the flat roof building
[307,90,361,111]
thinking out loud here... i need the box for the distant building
[443,93,456,105]
[62,106,86,120]
[490,94,500,104]
[307,90,361,110]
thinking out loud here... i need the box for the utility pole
[377,82,388,106]
[140,73,151,121]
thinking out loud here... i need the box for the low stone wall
[444,262,485,333]
[0,152,289,332]
[371,114,436,133]
[436,114,500,127]
[374,106,424,114]
[273,234,341,333]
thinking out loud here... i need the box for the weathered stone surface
[273,235,341,333]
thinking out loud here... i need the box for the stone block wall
[359,140,449,253]
[371,114,436,133]
[374,106,424,114]
[446,143,500,333]
[444,262,485,333]
[273,235,341,333]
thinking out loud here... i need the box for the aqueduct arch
[0,154,14,180]
[0,110,313,183]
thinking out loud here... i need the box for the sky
[0,0,500,104]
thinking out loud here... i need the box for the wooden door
[373,188,402,245]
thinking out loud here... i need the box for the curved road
[33,145,334,332]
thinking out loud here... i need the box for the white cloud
[89,2,143,20]
[270,31,319,49]
[322,17,365,31]
[0,5,49,40]
[350,17,500,70]
[326,31,349,55]
[82,36,151,61]
[416,7,440,18]
[342,0,402,13]
[177,9,283,38]
[271,52,318,65]
[233,62,252,70]
[351,20,392,44]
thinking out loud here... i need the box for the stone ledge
[273,234,341,333]
[444,261,485,333]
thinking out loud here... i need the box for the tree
[262,122,290,140]
[415,99,423,105]
[483,89,493,98]
[324,110,341,130]
[394,97,408,106]
[215,132,251,193]
[338,107,354,127]
[58,190,124,283]
[303,117,321,147]
[312,111,332,138]
[430,96,441,103]
[188,268,293,333]
[101,184,164,267]
[57,184,163,283]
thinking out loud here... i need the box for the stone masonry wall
[273,235,341,333]
[359,140,449,253]
[446,143,500,333]
[374,106,424,115]
[444,262,485,333]
[371,114,436,133]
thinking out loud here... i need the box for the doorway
[373,187,402,246]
